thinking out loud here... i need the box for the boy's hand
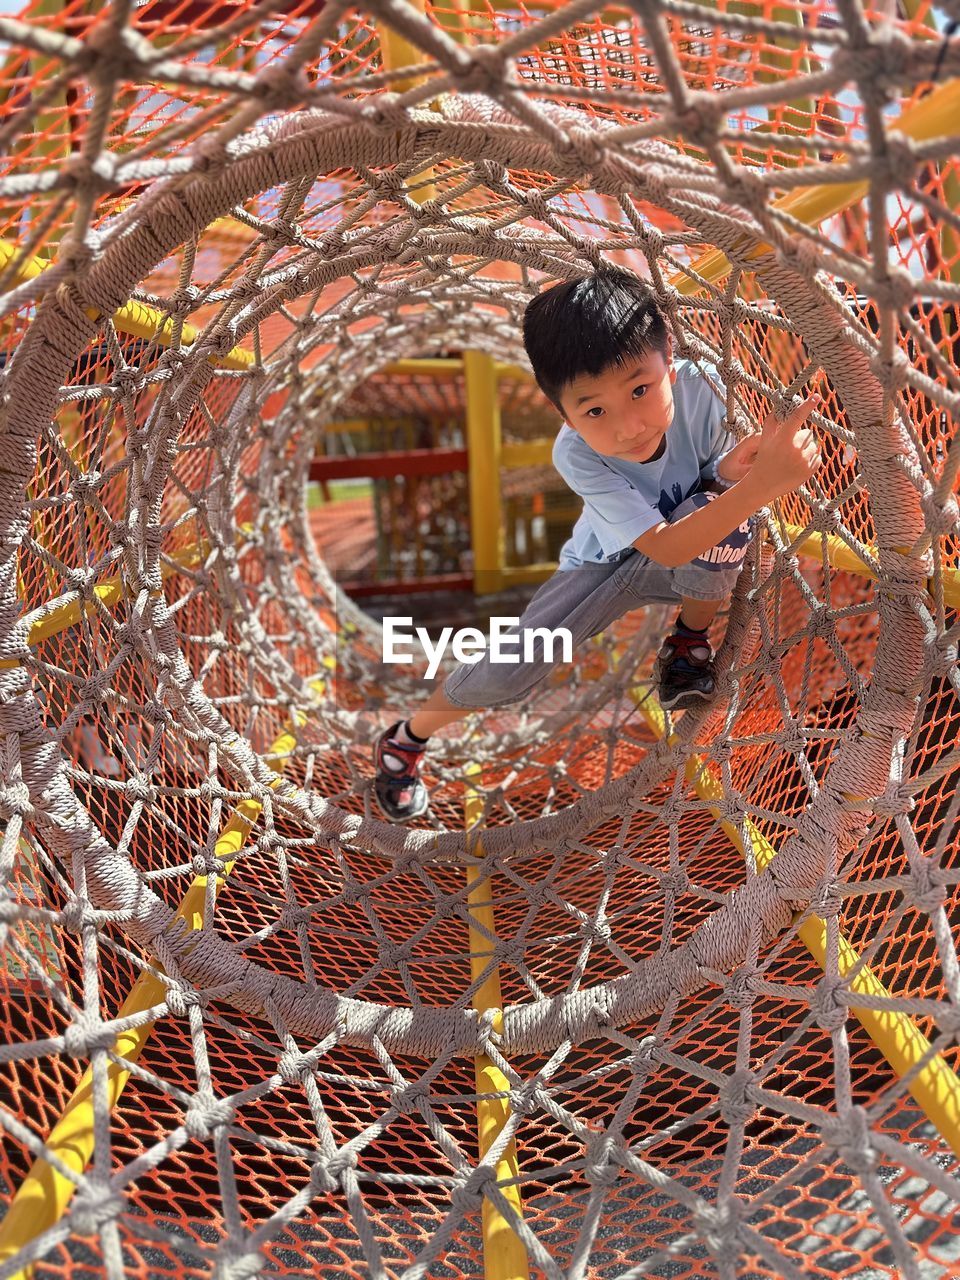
[746,394,822,501]
[716,435,760,483]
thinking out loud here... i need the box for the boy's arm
[632,474,766,568]
[634,394,822,569]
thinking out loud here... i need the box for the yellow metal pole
[0,523,327,1271]
[777,519,960,610]
[376,0,437,205]
[0,240,254,371]
[464,763,529,1280]
[629,686,960,1159]
[676,77,960,295]
[0,534,217,669]
[464,350,505,595]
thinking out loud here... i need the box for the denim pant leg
[443,560,637,709]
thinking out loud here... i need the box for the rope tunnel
[0,2,959,1277]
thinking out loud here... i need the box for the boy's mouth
[619,434,663,460]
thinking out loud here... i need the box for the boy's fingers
[763,393,820,435]
[786,393,821,425]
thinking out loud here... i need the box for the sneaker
[373,721,430,822]
[655,630,716,711]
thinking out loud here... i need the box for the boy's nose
[619,424,647,444]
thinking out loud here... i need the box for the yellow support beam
[376,0,437,205]
[0,240,254,371]
[779,520,960,611]
[464,763,529,1280]
[464,350,505,595]
[676,77,960,294]
[629,685,960,1159]
[0,672,331,1276]
[7,534,215,663]
[377,358,531,382]
[500,439,553,470]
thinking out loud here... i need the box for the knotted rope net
[1,1,959,1276]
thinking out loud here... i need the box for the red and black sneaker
[654,630,716,711]
[373,721,430,822]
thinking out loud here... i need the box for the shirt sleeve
[553,430,663,558]
[696,375,737,487]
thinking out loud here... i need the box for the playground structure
[0,1,959,1277]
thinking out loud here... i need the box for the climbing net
[1,1,959,1276]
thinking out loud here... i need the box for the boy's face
[557,344,676,461]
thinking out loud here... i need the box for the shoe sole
[374,780,429,824]
[374,797,430,824]
[659,687,714,711]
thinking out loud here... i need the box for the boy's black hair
[522,268,670,409]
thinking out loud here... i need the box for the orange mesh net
[0,2,959,1278]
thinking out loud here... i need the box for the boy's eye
[585,406,604,418]
[632,384,648,398]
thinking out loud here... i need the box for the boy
[372,269,821,822]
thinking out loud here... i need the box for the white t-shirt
[552,359,734,569]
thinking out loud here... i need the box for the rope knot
[309,1159,339,1196]
[675,96,720,147]
[871,264,917,313]
[391,1082,428,1116]
[0,779,31,818]
[810,875,845,919]
[62,1014,115,1058]
[694,1197,742,1257]
[71,469,102,500]
[278,1049,316,1082]
[165,984,203,1020]
[193,144,229,180]
[360,94,407,134]
[193,853,225,878]
[719,1069,756,1128]
[453,1164,498,1212]
[60,898,88,933]
[523,189,551,222]
[66,566,94,600]
[907,859,947,914]
[477,1006,502,1055]
[810,976,848,1033]
[379,939,410,967]
[70,1180,125,1237]
[660,868,689,897]
[63,152,116,198]
[475,159,508,186]
[213,1249,266,1280]
[170,285,201,315]
[922,490,959,538]
[883,131,920,189]
[509,1083,542,1116]
[584,1132,619,1187]
[558,127,606,172]
[869,786,914,819]
[451,45,506,93]
[124,774,156,803]
[820,1105,874,1173]
[727,965,759,1011]
[580,915,612,944]
[184,1095,234,1141]
[632,1035,660,1069]
[776,233,821,278]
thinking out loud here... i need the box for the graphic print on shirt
[680,490,754,570]
[657,478,702,520]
